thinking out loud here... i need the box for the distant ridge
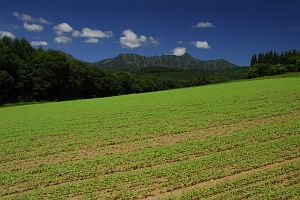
[93,53,238,71]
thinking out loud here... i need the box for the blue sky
[0,0,299,66]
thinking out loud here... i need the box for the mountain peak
[94,53,238,71]
[117,53,142,57]
[180,53,194,58]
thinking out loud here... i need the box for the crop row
[173,159,300,200]
[1,109,298,176]
[2,128,299,199]
[1,119,299,193]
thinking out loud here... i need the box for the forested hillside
[0,37,143,104]
[246,50,300,78]
[0,37,247,105]
[0,37,208,104]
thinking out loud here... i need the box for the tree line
[247,50,300,78]
[0,37,209,105]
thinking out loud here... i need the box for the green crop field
[1,73,300,199]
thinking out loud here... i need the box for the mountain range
[93,53,238,71]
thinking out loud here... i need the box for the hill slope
[94,53,238,71]
[1,74,300,199]
[2,37,243,105]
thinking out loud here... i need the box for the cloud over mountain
[120,29,159,48]
[172,47,186,56]
[192,41,211,49]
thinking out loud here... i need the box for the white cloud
[0,31,15,39]
[172,47,186,56]
[149,36,160,46]
[31,41,48,46]
[120,29,146,48]
[120,29,158,48]
[38,17,52,25]
[192,41,211,49]
[193,21,214,28]
[24,22,43,32]
[72,30,81,37]
[54,36,72,44]
[80,28,113,38]
[177,41,183,44]
[8,24,19,30]
[53,23,73,35]
[84,38,99,43]
[13,12,52,25]
[72,28,113,44]
[13,12,34,22]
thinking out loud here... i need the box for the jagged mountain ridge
[94,53,238,71]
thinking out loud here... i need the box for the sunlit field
[1,74,300,199]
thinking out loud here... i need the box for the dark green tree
[250,54,258,66]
